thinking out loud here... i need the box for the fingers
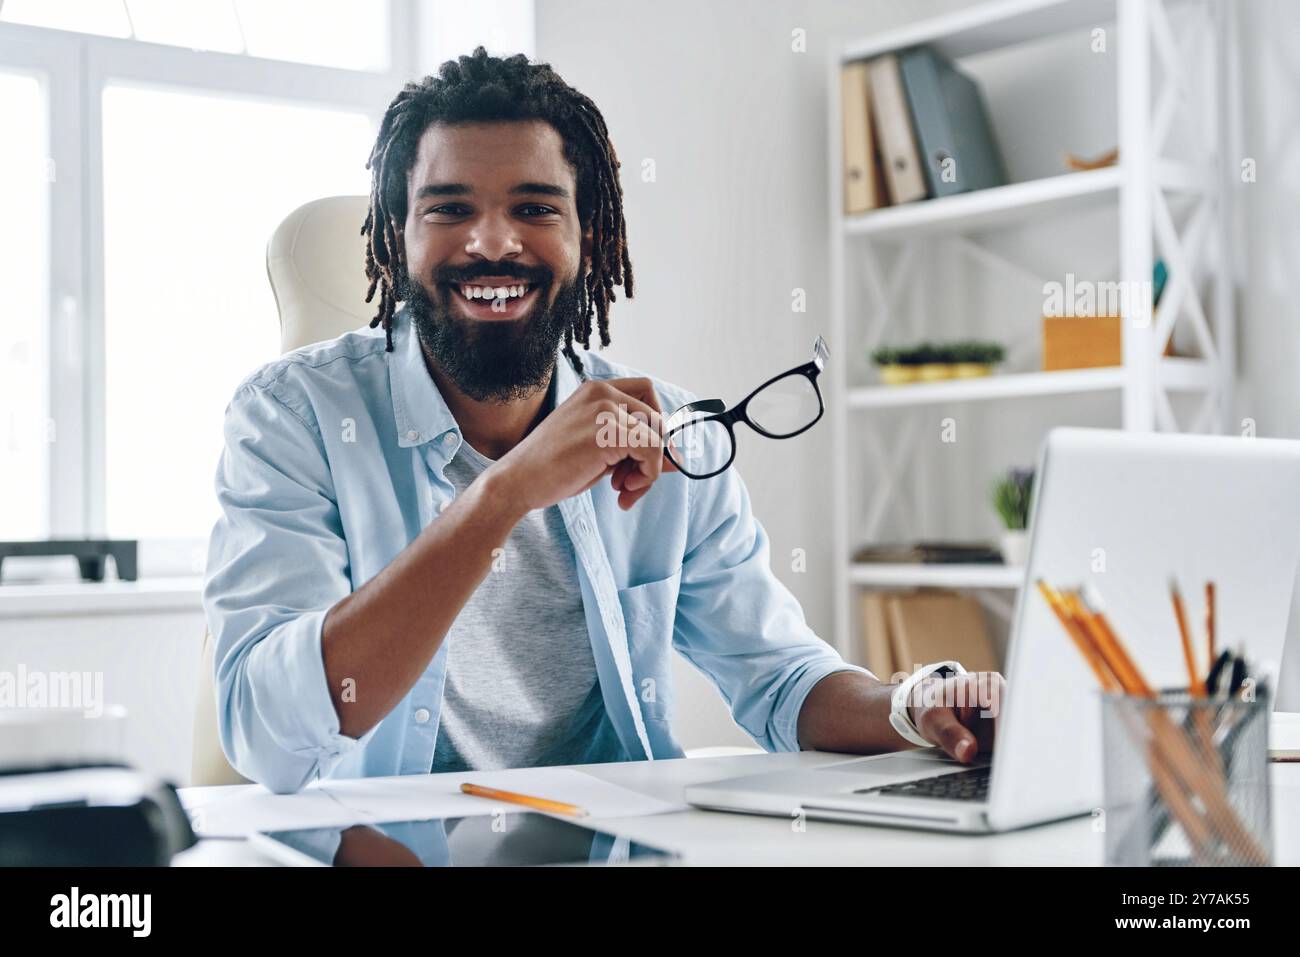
[604,377,665,417]
[917,705,980,764]
[913,673,1003,762]
[583,380,671,508]
[572,378,690,510]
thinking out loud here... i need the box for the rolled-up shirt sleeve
[672,466,875,753]
[202,380,368,793]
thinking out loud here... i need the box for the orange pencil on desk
[460,782,589,818]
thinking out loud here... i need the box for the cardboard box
[1042,315,1122,371]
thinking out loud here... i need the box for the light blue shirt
[202,312,870,794]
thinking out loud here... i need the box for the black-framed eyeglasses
[663,336,829,479]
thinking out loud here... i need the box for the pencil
[1170,582,1205,696]
[1205,582,1216,672]
[1035,581,1114,690]
[460,782,589,817]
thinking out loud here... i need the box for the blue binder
[898,46,1007,197]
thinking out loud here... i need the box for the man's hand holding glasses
[486,336,829,517]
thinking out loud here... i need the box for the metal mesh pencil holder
[1101,688,1271,867]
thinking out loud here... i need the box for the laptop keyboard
[855,766,992,802]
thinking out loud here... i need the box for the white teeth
[460,283,530,301]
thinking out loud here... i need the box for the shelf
[847,359,1212,410]
[843,163,1205,240]
[841,0,1117,63]
[844,168,1116,239]
[849,563,1023,589]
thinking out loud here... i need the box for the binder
[898,46,1007,198]
[885,590,1000,674]
[840,61,886,213]
[867,53,928,204]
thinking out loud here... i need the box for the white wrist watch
[889,660,967,747]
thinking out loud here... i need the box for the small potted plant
[872,346,917,385]
[992,467,1034,566]
[914,342,951,382]
[953,341,1005,378]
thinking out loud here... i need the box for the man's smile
[443,278,543,321]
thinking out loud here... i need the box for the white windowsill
[0,576,204,619]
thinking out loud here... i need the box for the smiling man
[202,48,1001,794]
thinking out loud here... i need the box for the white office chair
[191,196,373,787]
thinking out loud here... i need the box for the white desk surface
[176,712,1300,867]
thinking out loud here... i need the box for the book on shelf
[852,542,1004,565]
[898,46,1007,198]
[839,61,888,214]
[867,53,928,205]
[860,589,1001,678]
[840,45,1008,211]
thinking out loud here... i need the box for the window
[1,0,390,71]
[1,1,536,578]
[102,87,372,540]
[0,71,50,540]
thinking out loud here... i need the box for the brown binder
[867,53,928,205]
[885,590,1000,674]
[840,61,886,214]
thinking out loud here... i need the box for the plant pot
[917,363,953,382]
[952,362,993,379]
[1000,530,1030,567]
[878,364,918,385]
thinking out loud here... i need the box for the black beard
[400,271,582,403]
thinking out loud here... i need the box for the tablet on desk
[250,813,679,867]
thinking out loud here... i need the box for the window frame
[0,6,416,572]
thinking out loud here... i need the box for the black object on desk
[0,764,197,866]
[0,539,138,582]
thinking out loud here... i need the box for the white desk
[176,713,1300,867]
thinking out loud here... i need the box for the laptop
[685,428,1300,833]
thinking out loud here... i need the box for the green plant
[870,340,1007,367]
[991,467,1034,530]
[909,342,939,364]
[952,340,1006,364]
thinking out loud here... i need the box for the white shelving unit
[827,0,1239,660]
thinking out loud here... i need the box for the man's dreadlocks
[361,46,634,371]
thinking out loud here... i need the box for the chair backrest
[191,195,372,787]
[266,195,375,352]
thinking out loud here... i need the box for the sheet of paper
[178,767,686,837]
[320,767,687,823]
[178,783,363,838]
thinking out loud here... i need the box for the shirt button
[405,430,419,443]
[414,708,431,724]
[576,519,590,537]
[442,433,456,447]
